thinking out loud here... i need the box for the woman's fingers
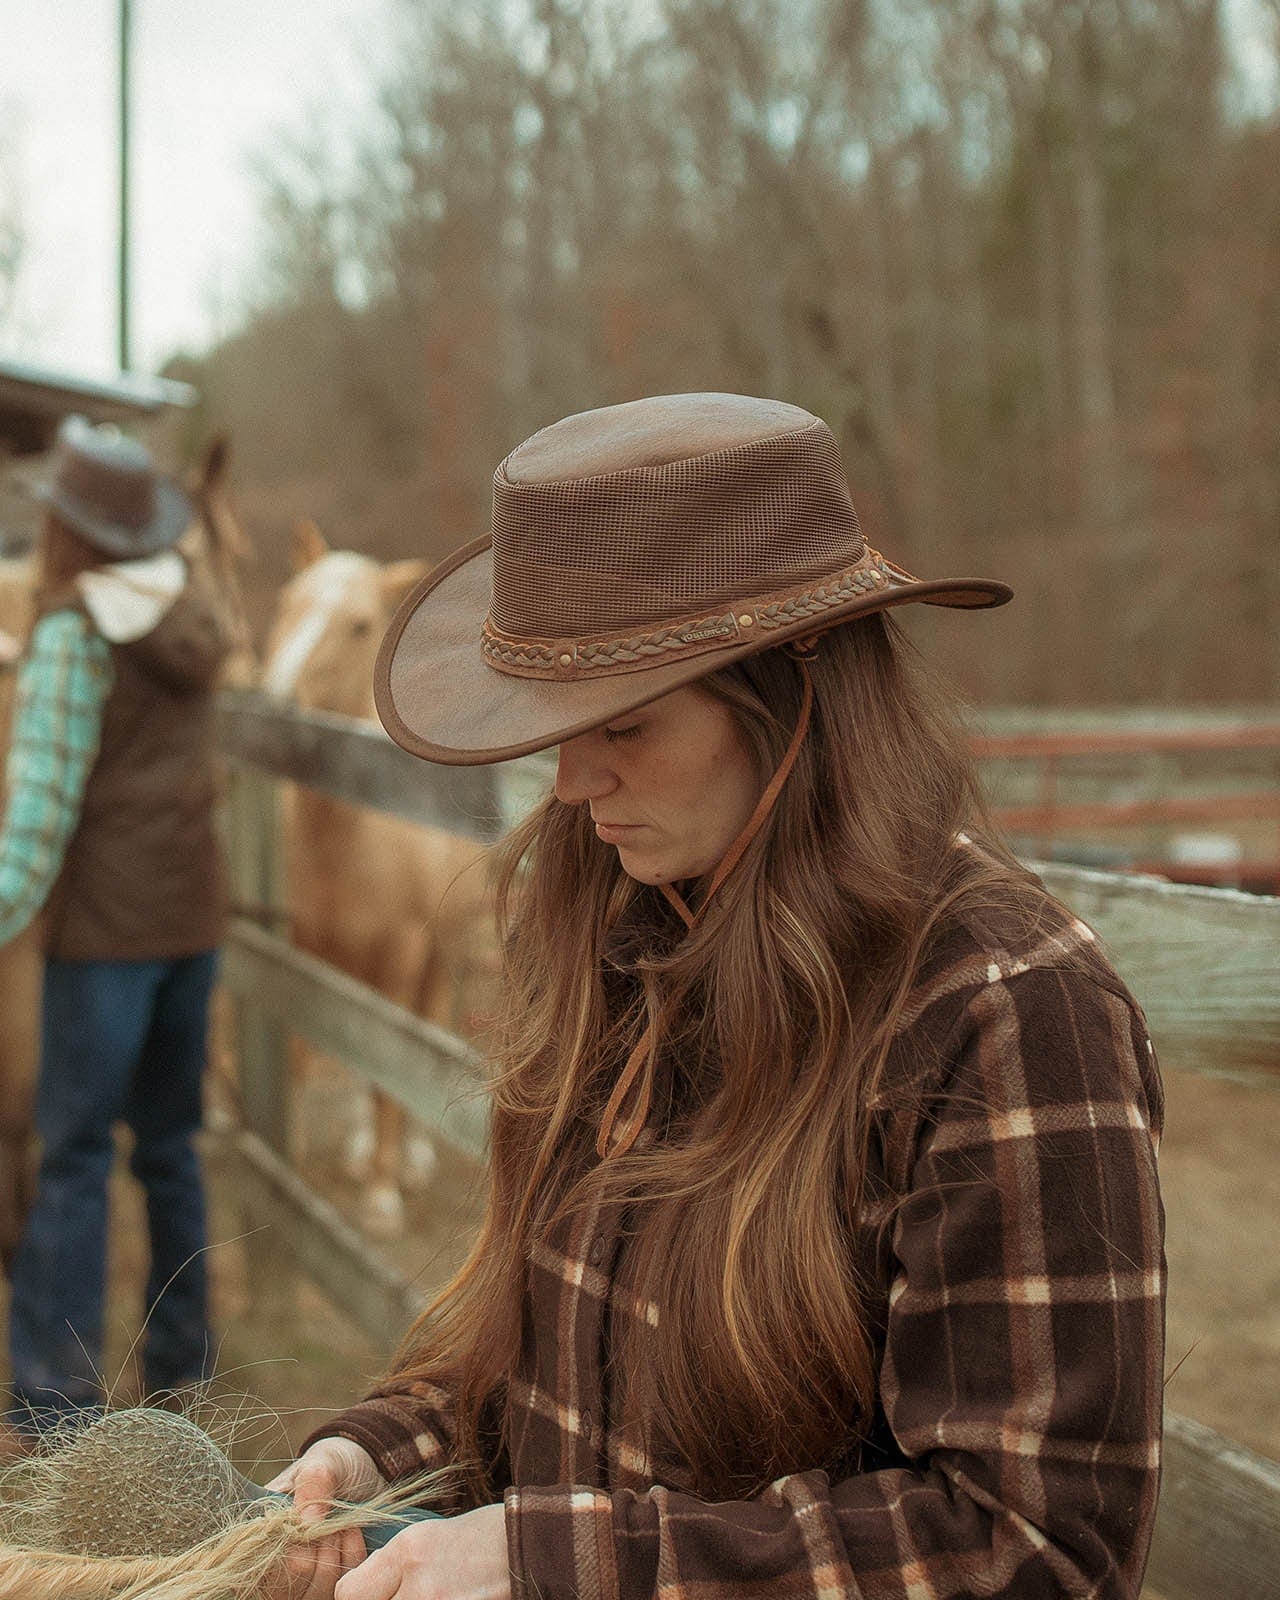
[273,1437,388,1508]
[262,1532,354,1600]
[330,1503,511,1600]
[340,1525,370,1573]
[291,1456,343,1523]
[334,1544,403,1600]
[258,1499,369,1600]
[256,1441,382,1599]
[300,1532,357,1600]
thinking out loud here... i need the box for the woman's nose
[555,735,618,804]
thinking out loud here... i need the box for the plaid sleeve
[0,610,112,945]
[506,967,1166,1600]
[299,1377,483,1515]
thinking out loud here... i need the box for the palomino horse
[262,520,493,1236]
[0,437,252,1271]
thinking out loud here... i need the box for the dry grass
[0,1482,443,1600]
[0,1397,454,1600]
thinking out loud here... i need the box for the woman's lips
[594,821,644,844]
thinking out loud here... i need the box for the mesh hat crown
[490,396,864,639]
[375,392,1011,764]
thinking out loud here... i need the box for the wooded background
[86,1,1280,702]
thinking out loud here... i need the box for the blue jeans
[7,951,217,1429]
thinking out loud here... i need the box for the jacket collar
[600,885,690,976]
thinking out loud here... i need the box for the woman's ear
[290,519,329,572]
[379,558,432,611]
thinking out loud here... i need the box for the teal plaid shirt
[0,609,113,945]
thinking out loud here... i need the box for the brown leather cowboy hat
[375,393,1012,765]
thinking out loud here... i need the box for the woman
[274,394,1165,1600]
[1,416,232,1431]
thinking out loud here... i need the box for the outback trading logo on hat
[676,616,739,646]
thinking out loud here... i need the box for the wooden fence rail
[215,689,1280,1599]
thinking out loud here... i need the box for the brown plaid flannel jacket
[315,878,1165,1599]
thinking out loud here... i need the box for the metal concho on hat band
[480,546,898,681]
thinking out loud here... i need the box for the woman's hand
[262,1437,387,1600]
[332,1502,511,1600]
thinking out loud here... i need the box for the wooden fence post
[223,765,296,1325]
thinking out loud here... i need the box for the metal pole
[118,0,131,372]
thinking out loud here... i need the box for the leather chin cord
[596,651,816,1160]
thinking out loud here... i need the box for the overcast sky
[0,0,392,378]
[2,1,1277,385]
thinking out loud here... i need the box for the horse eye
[352,618,373,636]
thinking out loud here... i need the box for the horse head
[185,435,257,687]
[262,520,428,720]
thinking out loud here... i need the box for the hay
[0,1403,454,1600]
[0,1492,439,1600]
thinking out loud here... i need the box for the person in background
[0,620,38,1280]
[273,393,1165,1600]
[1,415,233,1434]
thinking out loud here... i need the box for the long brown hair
[36,514,105,602]
[392,612,1030,1499]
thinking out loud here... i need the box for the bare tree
[189,0,1280,704]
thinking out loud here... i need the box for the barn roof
[0,356,198,457]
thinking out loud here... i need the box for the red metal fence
[973,722,1280,892]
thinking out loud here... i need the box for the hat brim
[375,537,1012,766]
[35,476,192,559]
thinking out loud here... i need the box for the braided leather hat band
[480,547,896,681]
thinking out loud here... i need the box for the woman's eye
[603,724,641,744]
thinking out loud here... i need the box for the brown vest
[40,557,230,961]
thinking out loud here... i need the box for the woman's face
[554,685,763,886]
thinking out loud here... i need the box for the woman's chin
[615,847,707,887]
[618,857,666,886]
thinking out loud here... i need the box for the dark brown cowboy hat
[375,393,1012,765]
[34,414,192,560]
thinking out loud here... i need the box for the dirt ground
[1156,1067,1280,1459]
[0,1060,1275,1484]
